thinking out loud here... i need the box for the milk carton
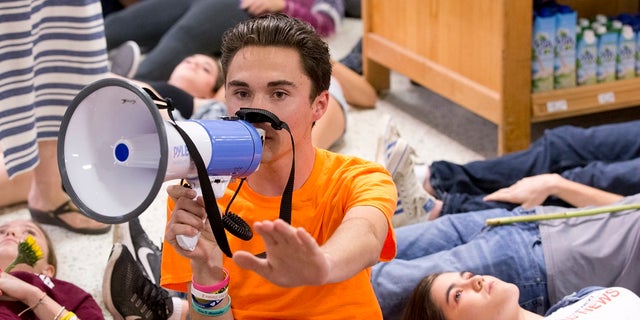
[576,29,597,85]
[554,5,577,89]
[532,7,556,92]
[595,25,617,83]
[616,25,636,79]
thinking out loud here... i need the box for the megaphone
[58,78,263,225]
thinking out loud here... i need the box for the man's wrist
[190,249,225,285]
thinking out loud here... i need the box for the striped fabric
[0,0,108,178]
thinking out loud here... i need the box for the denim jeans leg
[372,208,547,319]
[560,158,640,195]
[429,120,640,197]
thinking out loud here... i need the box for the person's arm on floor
[0,272,77,320]
[331,61,377,108]
[483,173,624,208]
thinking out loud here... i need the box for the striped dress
[0,0,108,178]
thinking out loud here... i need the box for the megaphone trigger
[175,176,235,251]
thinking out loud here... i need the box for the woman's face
[430,272,521,320]
[169,54,219,98]
[0,220,53,275]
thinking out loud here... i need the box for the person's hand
[232,219,331,287]
[0,271,40,303]
[165,185,222,265]
[483,174,562,208]
[240,0,286,16]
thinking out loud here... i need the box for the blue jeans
[430,120,640,214]
[372,208,548,319]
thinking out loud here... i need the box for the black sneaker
[113,217,162,285]
[103,244,174,320]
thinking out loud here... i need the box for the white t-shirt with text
[545,287,640,320]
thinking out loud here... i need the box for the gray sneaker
[109,41,141,78]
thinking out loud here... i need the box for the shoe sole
[103,244,127,320]
[386,138,410,177]
[375,114,393,165]
[110,41,140,78]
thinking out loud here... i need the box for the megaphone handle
[176,181,203,251]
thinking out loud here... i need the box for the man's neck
[247,144,316,196]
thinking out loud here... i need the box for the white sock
[168,297,184,320]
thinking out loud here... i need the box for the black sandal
[29,200,111,235]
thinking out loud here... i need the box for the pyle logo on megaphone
[58,78,263,224]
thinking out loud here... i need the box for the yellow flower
[5,235,44,272]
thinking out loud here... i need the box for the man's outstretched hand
[232,219,331,287]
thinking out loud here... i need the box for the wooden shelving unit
[362,0,640,155]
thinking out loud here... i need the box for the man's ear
[312,90,330,121]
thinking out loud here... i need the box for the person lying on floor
[371,181,640,319]
[402,272,640,320]
[0,219,104,319]
[377,118,640,227]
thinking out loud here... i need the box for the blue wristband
[192,297,231,317]
[191,294,225,308]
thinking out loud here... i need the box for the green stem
[485,204,640,226]
[5,260,18,273]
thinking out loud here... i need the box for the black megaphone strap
[150,93,234,258]
[234,108,294,225]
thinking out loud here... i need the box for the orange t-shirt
[161,148,397,319]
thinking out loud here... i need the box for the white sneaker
[385,137,436,228]
[109,40,141,78]
[375,115,402,172]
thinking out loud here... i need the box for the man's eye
[235,91,249,98]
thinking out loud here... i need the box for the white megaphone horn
[58,78,263,229]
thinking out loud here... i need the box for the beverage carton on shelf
[616,25,636,79]
[532,7,556,92]
[576,29,597,86]
[553,5,577,89]
[595,25,618,83]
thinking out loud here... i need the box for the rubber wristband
[191,284,228,301]
[192,297,232,317]
[191,294,225,308]
[192,268,230,293]
[60,311,79,320]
